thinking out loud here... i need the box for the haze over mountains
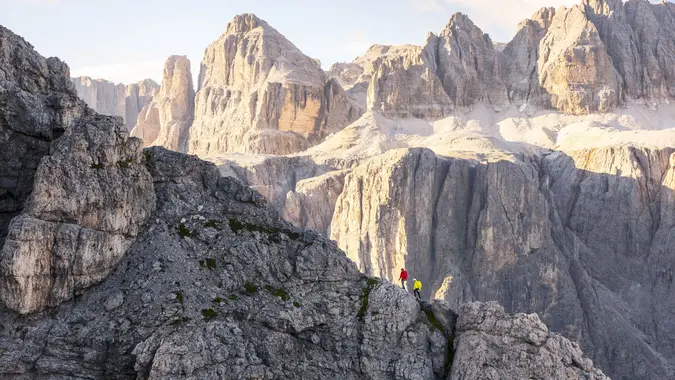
[34,0,675,379]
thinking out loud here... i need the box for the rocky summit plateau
[3,0,675,379]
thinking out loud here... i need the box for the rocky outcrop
[188,14,362,156]
[0,25,86,248]
[283,169,349,236]
[366,41,453,119]
[451,302,608,379]
[434,14,509,110]
[72,77,159,130]
[0,114,155,314]
[131,55,195,152]
[0,25,155,314]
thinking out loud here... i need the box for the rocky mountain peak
[443,12,484,36]
[189,14,361,156]
[225,13,266,34]
[583,0,624,14]
[528,6,556,30]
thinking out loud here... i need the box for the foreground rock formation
[131,55,195,152]
[188,14,362,156]
[0,26,156,314]
[0,25,608,379]
[0,25,85,249]
[72,76,160,130]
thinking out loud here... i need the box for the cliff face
[131,55,195,152]
[330,0,675,117]
[324,146,675,380]
[188,14,362,156]
[71,76,159,130]
[0,25,87,250]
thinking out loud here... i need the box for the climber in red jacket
[399,268,408,290]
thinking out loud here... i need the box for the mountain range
[19,0,675,379]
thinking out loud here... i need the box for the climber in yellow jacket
[413,278,422,300]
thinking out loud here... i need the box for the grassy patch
[174,291,184,303]
[228,219,300,240]
[422,307,445,333]
[201,308,218,321]
[444,329,456,377]
[169,316,190,326]
[357,277,380,322]
[293,302,302,308]
[264,285,290,301]
[144,150,152,162]
[90,163,103,170]
[213,297,224,304]
[228,294,238,301]
[243,282,258,295]
[199,258,217,270]
[177,223,197,238]
[117,160,129,169]
[204,219,221,229]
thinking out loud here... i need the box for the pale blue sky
[0,0,580,84]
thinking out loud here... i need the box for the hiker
[399,268,408,290]
[413,278,422,300]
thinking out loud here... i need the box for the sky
[0,0,581,85]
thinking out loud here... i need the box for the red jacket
[399,270,408,281]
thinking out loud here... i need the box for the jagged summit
[225,13,267,34]
[188,13,361,156]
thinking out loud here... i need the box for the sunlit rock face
[72,77,159,130]
[131,55,195,152]
[188,14,362,156]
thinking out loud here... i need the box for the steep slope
[131,55,195,152]
[72,77,160,130]
[188,14,362,156]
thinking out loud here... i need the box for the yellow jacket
[413,280,422,290]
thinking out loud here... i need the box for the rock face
[451,302,608,379]
[0,25,86,248]
[283,169,350,236]
[0,25,155,314]
[188,14,362,156]
[72,77,160,130]
[0,114,155,314]
[327,145,675,380]
[214,155,331,211]
[131,55,195,152]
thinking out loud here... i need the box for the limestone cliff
[72,76,159,130]
[188,14,362,156]
[131,55,195,152]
